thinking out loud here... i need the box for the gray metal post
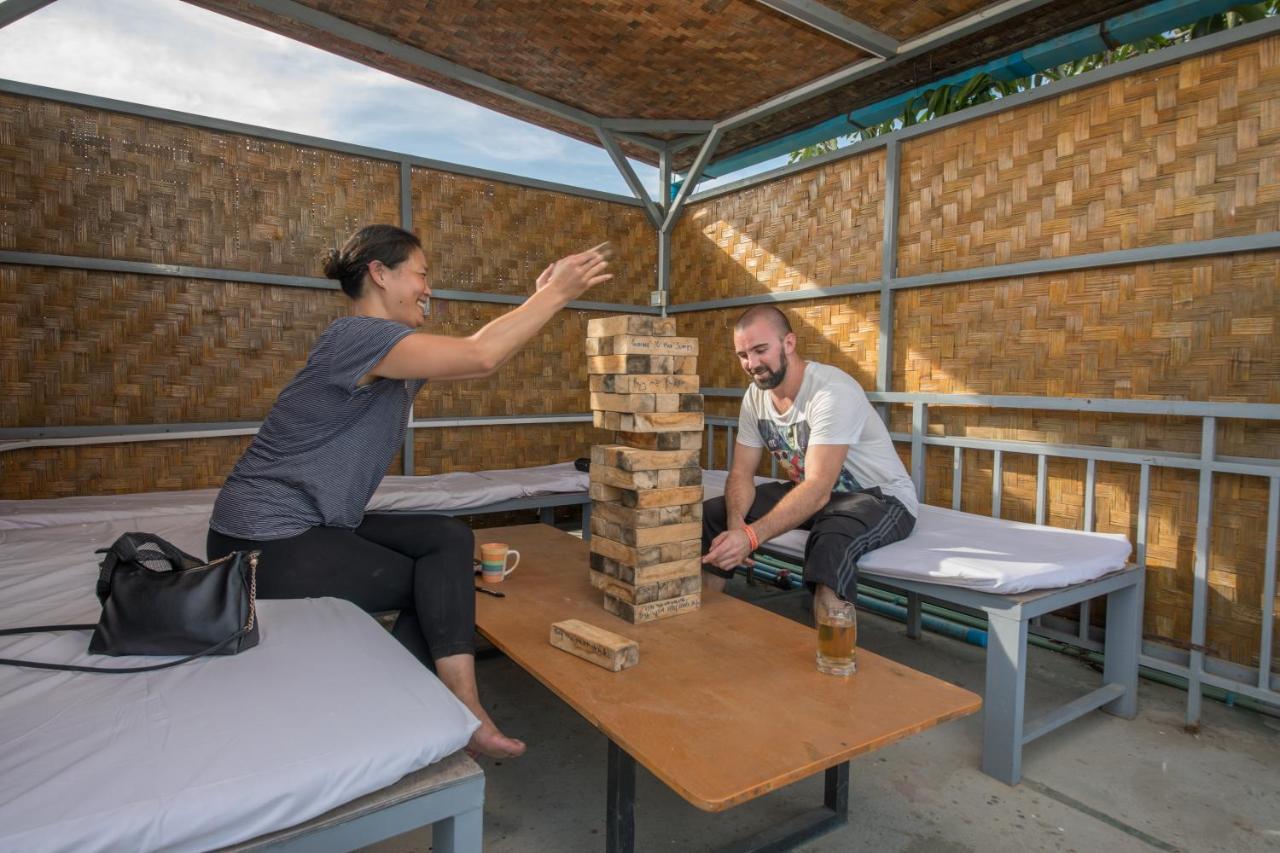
[910,402,927,498]
[877,140,900,427]
[1187,417,1216,727]
[401,160,416,476]
[951,446,963,510]
[657,149,673,316]
[1260,477,1278,689]
[982,610,1029,785]
[1101,574,1143,719]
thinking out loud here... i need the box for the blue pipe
[695,0,1249,180]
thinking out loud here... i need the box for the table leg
[606,739,636,853]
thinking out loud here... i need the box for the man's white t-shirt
[736,361,918,516]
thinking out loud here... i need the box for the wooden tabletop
[474,524,981,812]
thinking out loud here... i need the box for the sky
[0,0,788,197]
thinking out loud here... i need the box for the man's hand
[702,528,755,572]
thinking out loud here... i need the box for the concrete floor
[367,578,1280,853]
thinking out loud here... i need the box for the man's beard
[751,356,788,390]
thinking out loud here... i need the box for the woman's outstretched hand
[537,241,613,298]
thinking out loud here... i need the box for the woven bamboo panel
[410,422,612,474]
[897,36,1280,276]
[1,265,349,427]
[0,436,255,500]
[671,152,885,304]
[818,0,995,41]
[413,168,653,304]
[674,297,880,393]
[0,94,400,272]
[894,253,1279,402]
[411,303,608,417]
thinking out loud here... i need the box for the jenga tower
[585,315,704,623]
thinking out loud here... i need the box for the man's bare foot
[467,723,527,759]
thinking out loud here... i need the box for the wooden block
[549,619,638,672]
[604,592,701,624]
[590,392,655,413]
[589,533,700,567]
[592,499,702,529]
[587,315,678,338]
[588,355,651,375]
[674,356,698,374]
[621,485,703,509]
[617,430,703,451]
[589,335,698,356]
[614,412,704,433]
[591,445,698,472]
[589,482,624,502]
[656,467,701,488]
[591,515,702,547]
[591,374,699,394]
[591,553,702,585]
[590,569,701,605]
[590,463,662,491]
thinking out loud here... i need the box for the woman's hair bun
[321,248,346,281]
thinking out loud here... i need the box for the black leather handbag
[0,533,260,674]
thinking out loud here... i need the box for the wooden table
[475,525,981,852]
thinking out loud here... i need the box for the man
[701,305,918,618]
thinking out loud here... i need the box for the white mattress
[702,470,1132,594]
[0,462,589,531]
[0,512,480,853]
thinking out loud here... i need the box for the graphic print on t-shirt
[758,420,858,492]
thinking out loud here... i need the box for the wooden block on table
[591,515,702,547]
[587,335,698,356]
[617,430,703,451]
[593,500,702,529]
[549,619,639,672]
[590,569,701,605]
[589,533,700,567]
[591,374,699,395]
[604,592,701,624]
[587,315,678,338]
[591,553,702,585]
[591,445,698,472]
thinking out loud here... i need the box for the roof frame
[0,0,59,29]
[754,0,900,57]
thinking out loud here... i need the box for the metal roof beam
[235,0,606,131]
[754,1,899,57]
[0,0,59,29]
[599,118,716,133]
[596,129,663,228]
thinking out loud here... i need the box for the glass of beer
[816,601,857,676]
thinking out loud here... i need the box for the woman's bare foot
[467,722,527,759]
[435,652,528,759]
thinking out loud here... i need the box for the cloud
[0,0,658,195]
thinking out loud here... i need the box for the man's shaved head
[734,305,792,337]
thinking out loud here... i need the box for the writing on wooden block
[550,619,639,672]
[590,569,702,605]
[591,554,702,585]
[617,431,703,451]
[592,498,702,529]
[605,592,701,624]
[587,335,699,356]
[591,374,699,395]
[586,315,678,338]
[591,445,699,472]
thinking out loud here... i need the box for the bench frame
[862,566,1145,785]
[226,751,484,853]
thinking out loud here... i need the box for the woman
[207,224,611,758]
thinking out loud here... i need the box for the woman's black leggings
[207,513,475,666]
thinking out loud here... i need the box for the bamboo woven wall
[1,92,648,499]
[674,37,1279,673]
[671,151,885,304]
[897,36,1280,275]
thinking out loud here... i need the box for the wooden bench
[223,751,484,853]
[474,524,981,852]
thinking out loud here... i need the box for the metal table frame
[605,740,849,853]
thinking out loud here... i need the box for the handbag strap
[0,552,259,675]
